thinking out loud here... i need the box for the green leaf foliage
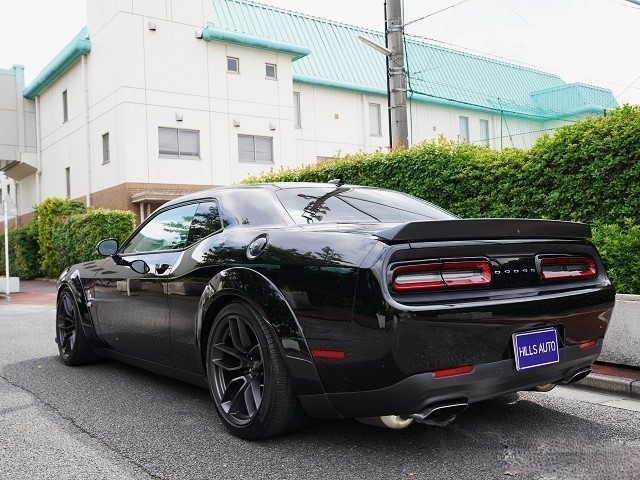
[51,209,135,274]
[243,105,640,292]
[0,223,40,279]
[591,221,640,295]
[34,198,86,277]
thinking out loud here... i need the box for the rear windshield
[275,187,455,225]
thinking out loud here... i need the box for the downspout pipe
[82,54,91,207]
[35,95,42,204]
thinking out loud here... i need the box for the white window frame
[65,167,71,199]
[238,135,274,163]
[265,63,277,80]
[62,90,68,123]
[158,127,201,159]
[293,92,301,129]
[479,119,490,147]
[102,132,110,164]
[227,56,239,74]
[459,116,470,143]
[369,103,382,136]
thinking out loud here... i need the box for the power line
[404,31,639,93]
[406,75,586,121]
[607,73,640,107]
[404,0,470,27]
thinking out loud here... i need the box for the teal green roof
[202,25,310,60]
[211,0,616,120]
[23,27,90,99]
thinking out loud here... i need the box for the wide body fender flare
[197,267,325,396]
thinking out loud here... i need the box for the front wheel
[55,288,97,366]
[206,301,307,439]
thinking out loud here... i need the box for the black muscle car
[56,182,615,439]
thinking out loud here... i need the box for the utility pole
[386,0,409,148]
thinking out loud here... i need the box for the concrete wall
[0,65,37,221]
[600,295,640,369]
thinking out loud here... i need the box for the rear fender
[197,267,325,395]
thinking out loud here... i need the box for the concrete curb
[570,373,640,399]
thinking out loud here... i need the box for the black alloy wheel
[206,301,307,439]
[55,289,96,366]
[56,293,77,360]
[210,312,265,425]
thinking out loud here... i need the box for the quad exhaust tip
[357,400,468,430]
[410,401,468,426]
[559,367,592,385]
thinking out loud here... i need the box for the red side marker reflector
[432,365,474,379]
[579,340,597,349]
[311,349,345,359]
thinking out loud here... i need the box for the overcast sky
[1,0,638,105]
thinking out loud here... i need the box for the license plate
[512,328,559,371]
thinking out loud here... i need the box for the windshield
[275,187,455,225]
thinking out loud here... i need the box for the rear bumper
[299,341,601,419]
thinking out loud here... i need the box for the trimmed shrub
[51,209,135,274]
[35,198,86,277]
[591,221,640,295]
[243,105,640,292]
[0,223,40,279]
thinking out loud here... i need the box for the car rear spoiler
[375,219,591,243]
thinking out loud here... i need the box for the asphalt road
[2,304,639,480]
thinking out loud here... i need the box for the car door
[91,202,199,365]
[166,200,224,373]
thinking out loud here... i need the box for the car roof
[161,182,373,208]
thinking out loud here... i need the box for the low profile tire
[206,301,307,440]
[55,288,97,366]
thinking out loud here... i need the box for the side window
[122,203,198,254]
[187,201,223,245]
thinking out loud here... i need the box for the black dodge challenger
[56,182,615,439]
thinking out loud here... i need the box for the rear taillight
[391,260,491,292]
[538,256,597,282]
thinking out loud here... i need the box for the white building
[0,0,616,227]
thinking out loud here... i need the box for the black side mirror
[130,259,150,275]
[97,239,119,256]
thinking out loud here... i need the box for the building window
[62,90,68,123]
[158,127,200,158]
[102,133,110,164]
[369,103,382,136]
[459,116,469,143]
[227,56,239,73]
[265,63,277,79]
[238,135,273,163]
[293,92,301,129]
[479,119,490,146]
[65,167,71,199]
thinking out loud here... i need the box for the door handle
[155,263,171,274]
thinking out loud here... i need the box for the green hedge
[51,209,135,275]
[0,223,40,279]
[244,105,640,293]
[35,198,86,278]
[591,221,640,295]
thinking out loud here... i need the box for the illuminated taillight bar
[538,256,597,282]
[391,260,491,292]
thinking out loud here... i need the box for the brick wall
[90,182,215,224]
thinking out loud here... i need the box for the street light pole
[4,201,9,295]
[386,0,409,148]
